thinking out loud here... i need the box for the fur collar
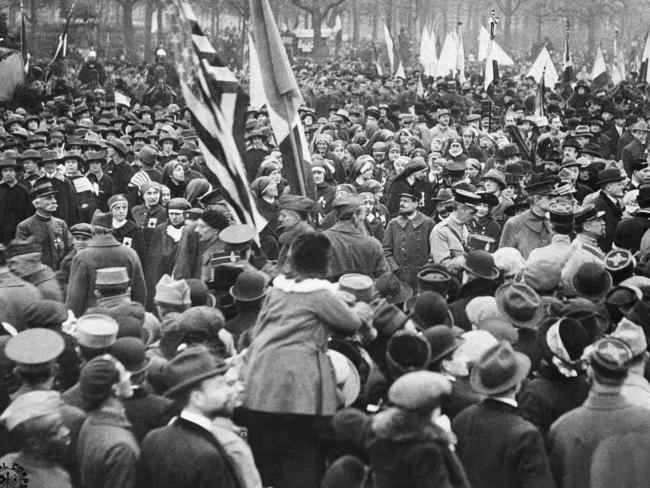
[273,274,337,293]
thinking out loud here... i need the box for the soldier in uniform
[16,181,73,271]
[429,189,482,269]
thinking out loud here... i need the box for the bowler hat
[229,269,269,302]
[462,250,499,280]
[373,272,413,305]
[470,341,531,395]
[423,326,463,365]
[495,282,544,329]
[597,168,625,186]
[163,344,228,397]
[572,262,612,301]
[111,337,151,374]
[385,330,431,379]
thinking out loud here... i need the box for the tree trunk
[123,0,135,56]
[144,0,154,61]
[586,5,595,54]
[156,3,164,45]
[29,0,37,38]
[312,10,325,62]
[352,0,359,44]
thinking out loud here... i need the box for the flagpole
[283,97,307,196]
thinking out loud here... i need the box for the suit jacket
[453,399,555,488]
[621,137,646,177]
[138,416,239,488]
[499,209,552,260]
[548,388,650,488]
[591,190,623,252]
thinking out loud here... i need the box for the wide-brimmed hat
[470,341,531,395]
[229,269,269,302]
[327,349,361,407]
[105,138,128,156]
[373,272,413,305]
[163,344,229,397]
[572,262,612,301]
[422,326,464,365]
[462,250,500,280]
[495,282,544,329]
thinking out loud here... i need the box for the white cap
[156,48,167,57]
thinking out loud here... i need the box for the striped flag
[640,31,650,83]
[382,23,404,78]
[249,0,316,199]
[169,1,266,234]
[562,20,575,83]
[52,0,75,65]
[534,65,546,118]
[611,30,626,85]
[591,44,610,89]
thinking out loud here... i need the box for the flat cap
[388,371,452,411]
[278,194,316,214]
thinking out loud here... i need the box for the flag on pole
[562,20,576,83]
[52,0,75,65]
[483,10,500,90]
[527,46,559,88]
[249,0,316,199]
[456,23,466,83]
[419,24,437,77]
[640,31,650,83]
[169,1,265,234]
[20,0,28,71]
[382,23,404,78]
[434,31,457,78]
[372,43,383,76]
[611,30,625,85]
[591,44,609,89]
[534,64,546,118]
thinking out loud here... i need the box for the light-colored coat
[499,209,552,260]
[243,275,362,416]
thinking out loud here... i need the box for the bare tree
[494,0,530,49]
[291,0,348,61]
[114,0,139,56]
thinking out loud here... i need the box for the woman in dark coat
[143,198,190,311]
[63,152,97,223]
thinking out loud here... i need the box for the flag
[483,10,500,90]
[562,20,576,83]
[434,31,457,78]
[478,26,513,65]
[456,23,466,83]
[382,22,404,78]
[591,44,610,89]
[249,0,316,199]
[114,91,131,107]
[641,31,650,83]
[169,1,265,234]
[534,65,546,118]
[20,0,28,71]
[52,0,75,65]
[372,43,383,76]
[419,24,437,77]
[527,46,559,88]
[611,30,625,85]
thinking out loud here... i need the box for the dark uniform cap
[574,204,605,226]
[198,187,226,206]
[278,194,316,213]
[549,202,574,225]
[29,181,57,200]
[5,328,64,372]
[452,188,481,207]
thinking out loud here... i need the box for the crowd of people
[3,38,650,488]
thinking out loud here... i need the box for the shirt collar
[491,396,518,408]
[180,409,214,433]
